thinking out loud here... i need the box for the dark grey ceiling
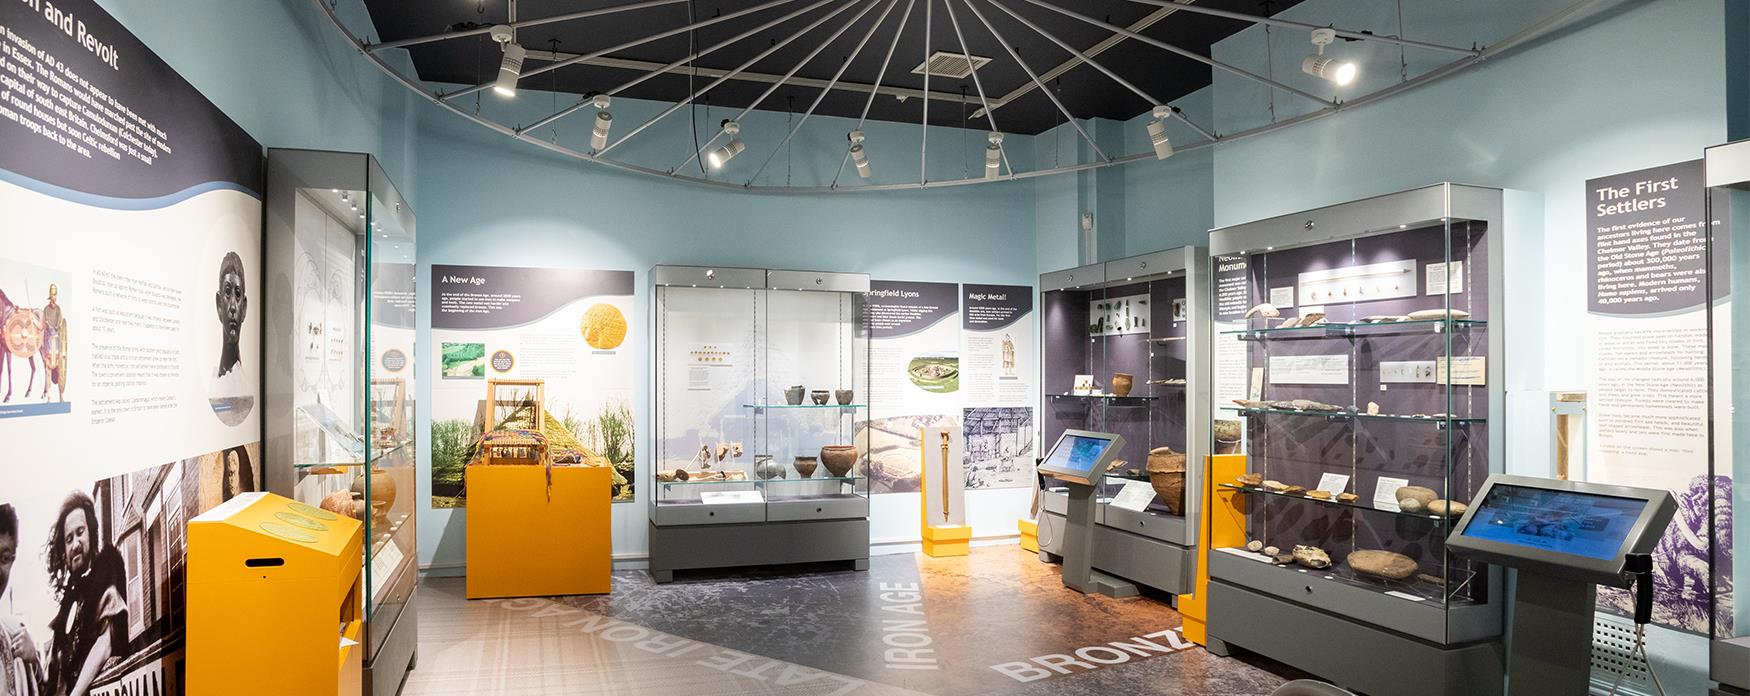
[361,0,1306,135]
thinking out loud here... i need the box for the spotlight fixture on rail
[1146,106,1174,160]
[708,121,746,169]
[848,130,871,179]
[984,132,1003,180]
[590,95,613,151]
[490,25,525,97]
[1301,28,1357,86]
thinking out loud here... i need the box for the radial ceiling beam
[598,0,866,157]
[942,0,1014,176]
[367,0,689,52]
[959,0,1107,162]
[672,0,888,173]
[973,3,1184,120]
[834,0,918,188]
[517,50,979,107]
[448,0,801,104]
[748,0,906,185]
[986,0,1218,141]
[1015,0,1337,108]
[1120,0,1482,56]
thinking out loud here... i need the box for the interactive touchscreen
[1039,434,1113,479]
[1458,484,1648,560]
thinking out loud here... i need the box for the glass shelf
[1223,318,1487,339]
[1214,546,1482,606]
[741,403,868,410]
[1218,482,1453,523]
[291,440,412,470]
[658,475,866,487]
[1048,393,1159,404]
[1220,405,1485,425]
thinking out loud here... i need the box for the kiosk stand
[1035,429,1130,596]
[1447,475,1676,695]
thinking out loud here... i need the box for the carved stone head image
[216,251,246,377]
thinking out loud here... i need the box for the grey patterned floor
[402,546,1297,695]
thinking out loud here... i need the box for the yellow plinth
[921,523,972,557]
[1017,518,1039,553]
[467,465,613,598]
[189,492,364,696]
[1180,454,1247,646]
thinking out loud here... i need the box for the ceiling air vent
[912,51,991,79]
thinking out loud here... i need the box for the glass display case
[648,265,871,582]
[265,149,418,695]
[1036,247,1209,595]
[1204,184,1520,696]
[1706,140,1749,696]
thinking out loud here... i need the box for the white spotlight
[984,132,1004,180]
[848,130,871,179]
[708,121,745,169]
[590,95,613,151]
[1302,28,1356,86]
[1146,105,1174,160]
[490,25,525,97]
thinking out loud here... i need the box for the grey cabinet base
[649,518,870,582]
[1039,511,1193,594]
[1209,580,1503,696]
[365,588,418,696]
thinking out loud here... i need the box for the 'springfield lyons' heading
[16,0,121,70]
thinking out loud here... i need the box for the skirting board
[417,534,1024,577]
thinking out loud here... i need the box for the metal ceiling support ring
[320,0,1611,194]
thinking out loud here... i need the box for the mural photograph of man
[42,493,126,696]
[0,504,42,696]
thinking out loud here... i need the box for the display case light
[1302,28,1356,86]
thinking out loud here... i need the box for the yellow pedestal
[188,492,364,696]
[1180,454,1247,646]
[1017,518,1040,553]
[467,465,613,598]
[921,523,972,557]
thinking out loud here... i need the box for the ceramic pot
[783,386,806,405]
[754,455,785,480]
[834,389,854,405]
[1111,373,1134,397]
[820,445,859,478]
[351,467,397,510]
[810,390,830,405]
[1213,420,1242,454]
[1145,447,1187,516]
[793,456,819,478]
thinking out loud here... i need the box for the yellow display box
[188,492,364,696]
[1017,518,1040,553]
[1180,454,1247,646]
[467,465,613,598]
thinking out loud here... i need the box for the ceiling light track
[320,0,1603,194]
[1118,0,1483,57]
[366,0,689,52]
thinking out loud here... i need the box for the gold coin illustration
[581,303,628,350]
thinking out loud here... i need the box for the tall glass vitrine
[648,266,871,582]
[265,149,417,695]
[1203,184,1524,696]
[1036,246,1209,595]
[1706,140,1750,696]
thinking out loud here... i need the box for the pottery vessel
[1213,420,1243,454]
[792,456,819,478]
[1110,373,1134,397]
[820,445,859,477]
[1145,446,1187,515]
[810,390,830,405]
[754,455,785,480]
[834,389,854,405]
[351,467,397,510]
[783,385,806,405]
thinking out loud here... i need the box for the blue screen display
[1459,484,1647,560]
[1040,434,1112,478]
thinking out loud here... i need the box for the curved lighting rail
[314,0,1606,194]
